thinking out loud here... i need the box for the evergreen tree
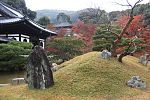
[92,25,121,51]
[37,16,50,26]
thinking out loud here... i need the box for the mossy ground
[0,52,150,100]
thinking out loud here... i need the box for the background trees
[72,20,96,52]
[37,16,51,26]
[46,37,84,62]
[78,8,109,24]
[57,13,72,23]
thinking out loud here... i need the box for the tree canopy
[37,16,51,26]
[79,8,109,24]
[57,13,72,23]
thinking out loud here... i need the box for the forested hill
[36,3,150,24]
[36,10,79,23]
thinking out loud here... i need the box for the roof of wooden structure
[55,22,72,28]
[0,1,57,39]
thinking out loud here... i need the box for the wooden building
[0,1,56,48]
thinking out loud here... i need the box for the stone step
[0,84,9,87]
[11,78,25,85]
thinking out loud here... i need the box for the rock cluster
[127,76,146,89]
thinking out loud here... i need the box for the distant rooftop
[55,22,72,28]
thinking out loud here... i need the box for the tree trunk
[118,52,131,63]
[111,42,117,57]
[25,46,54,89]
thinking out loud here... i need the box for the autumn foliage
[116,15,150,56]
[72,20,96,52]
[116,15,143,35]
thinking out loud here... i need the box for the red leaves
[46,48,58,52]
[116,15,143,35]
[72,20,96,52]
[116,15,150,56]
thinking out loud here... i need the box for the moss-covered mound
[0,52,150,100]
[53,52,150,97]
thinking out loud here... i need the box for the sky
[25,0,150,12]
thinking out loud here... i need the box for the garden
[0,0,150,99]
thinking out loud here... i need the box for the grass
[0,51,150,100]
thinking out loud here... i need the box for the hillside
[0,52,150,100]
[36,9,79,23]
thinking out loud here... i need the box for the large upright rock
[25,46,54,89]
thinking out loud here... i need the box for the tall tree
[57,13,71,23]
[93,25,121,51]
[78,8,109,24]
[110,0,146,62]
[37,16,50,26]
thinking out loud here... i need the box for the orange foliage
[72,20,96,52]
[117,15,143,34]
[116,15,150,56]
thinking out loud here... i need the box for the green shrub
[46,37,84,62]
[0,41,32,71]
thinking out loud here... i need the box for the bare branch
[131,0,143,12]
[126,0,132,7]
[113,0,143,9]
[112,0,144,57]
[112,2,130,7]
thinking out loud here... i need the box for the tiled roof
[28,19,56,35]
[0,1,24,18]
[0,18,22,24]
[0,1,57,38]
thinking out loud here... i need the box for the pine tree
[92,25,121,51]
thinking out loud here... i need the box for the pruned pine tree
[92,25,121,51]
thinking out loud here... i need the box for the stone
[127,76,146,89]
[139,54,149,66]
[51,63,59,72]
[101,50,112,59]
[11,78,25,85]
[0,84,9,87]
[25,46,54,89]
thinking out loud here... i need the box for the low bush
[46,37,84,62]
[0,41,32,71]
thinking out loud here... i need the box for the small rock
[51,63,59,72]
[101,49,111,59]
[127,76,146,89]
[11,78,25,85]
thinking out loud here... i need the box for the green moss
[0,52,150,99]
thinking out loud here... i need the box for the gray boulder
[101,50,112,59]
[127,76,146,89]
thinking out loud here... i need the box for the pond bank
[0,71,25,84]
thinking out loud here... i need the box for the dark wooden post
[29,36,40,48]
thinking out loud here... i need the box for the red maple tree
[72,20,96,52]
[116,15,150,57]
